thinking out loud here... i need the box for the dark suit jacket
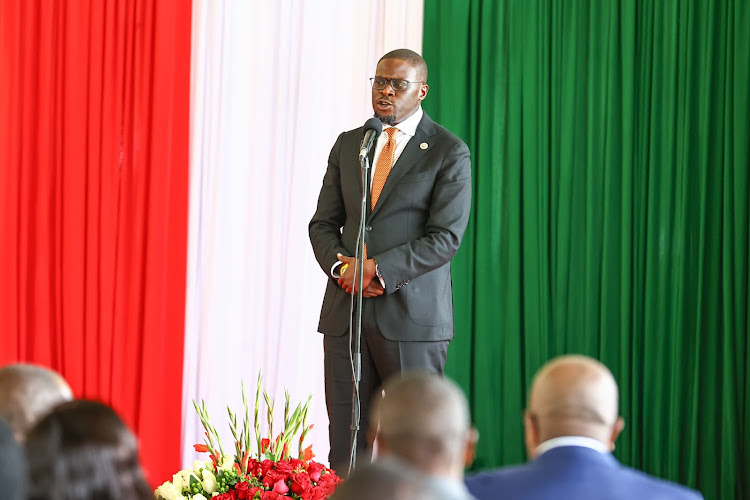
[309,111,471,341]
[465,446,703,500]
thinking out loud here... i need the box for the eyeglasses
[370,77,423,92]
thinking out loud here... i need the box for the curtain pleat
[183,0,424,471]
[0,0,192,485]
[423,1,749,499]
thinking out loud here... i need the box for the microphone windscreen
[363,117,383,138]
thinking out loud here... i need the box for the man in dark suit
[370,373,478,500]
[465,355,703,500]
[309,48,471,470]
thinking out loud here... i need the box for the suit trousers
[323,296,449,473]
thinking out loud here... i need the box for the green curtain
[422,1,749,499]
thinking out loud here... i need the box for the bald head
[525,355,623,456]
[0,364,73,442]
[372,373,474,478]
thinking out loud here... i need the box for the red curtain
[0,0,191,485]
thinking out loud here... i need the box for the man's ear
[609,417,625,452]
[418,84,429,101]
[463,427,479,468]
[367,426,378,449]
[523,411,540,459]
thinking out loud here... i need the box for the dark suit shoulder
[615,465,704,500]
[465,463,537,498]
[340,124,365,141]
[421,112,468,149]
[465,449,703,500]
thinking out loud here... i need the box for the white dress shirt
[535,436,611,457]
[370,106,423,184]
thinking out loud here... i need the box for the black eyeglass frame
[369,77,424,92]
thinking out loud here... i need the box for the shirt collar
[385,106,423,137]
[535,436,610,457]
[427,475,477,500]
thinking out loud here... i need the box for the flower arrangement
[155,374,342,500]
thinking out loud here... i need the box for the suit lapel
[364,146,376,218]
[368,113,437,220]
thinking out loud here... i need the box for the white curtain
[183,0,423,468]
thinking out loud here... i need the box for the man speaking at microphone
[309,48,472,470]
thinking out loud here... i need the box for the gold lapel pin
[420,142,428,150]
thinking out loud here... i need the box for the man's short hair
[379,48,428,82]
[0,364,73,441]
[372,373,470,470]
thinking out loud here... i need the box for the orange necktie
[371,127,399,209]
[364,127,398,260]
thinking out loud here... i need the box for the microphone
[359,117,383,161]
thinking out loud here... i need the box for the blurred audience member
[25,399,152,500]
[371,372,478,500]
[330,457,439,500]
[465,354,703,500]
[0,419,26,500]
[0,363,73,442]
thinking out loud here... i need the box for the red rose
[288,458,304,471]
[274,460,294,476]
[246,458,261,477]
[290,472,311,494]
[213,493,235,500]
[235,481,251,499]
[262,469,286,488]
[306,461,325,482]
[260,459,275,477]
[249,486,263,498]
[260,491,279,500]
[318,470,342,487]
[272,479,290,495]
[309,486,328,500]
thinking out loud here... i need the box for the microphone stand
[348,152,370,475]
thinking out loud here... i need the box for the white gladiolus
[201,469,218,494]
[171,471,188,492]
[154,482,182,500]
[218,455,235,471]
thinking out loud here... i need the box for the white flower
[171,470,191,492]
[201,469,218,494]
[154,482,182,500]
[192,495,208,500]
[193,460,210,473]
[217,455,235,471]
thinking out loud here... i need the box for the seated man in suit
[0,363,73,442]
[465,355,703,500]
[370,372,478,500]
[330,458,439,500]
